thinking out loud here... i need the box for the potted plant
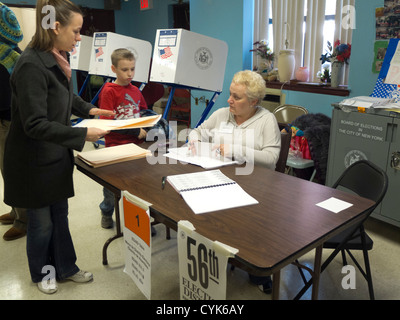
[320,40,352,64]
[320,40,351,87]
[250,40,275,74]
[317,66,331,84]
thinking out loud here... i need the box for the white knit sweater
[189,106,281,170]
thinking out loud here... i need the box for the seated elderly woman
[189,70,281,294]
[189,70,281,170]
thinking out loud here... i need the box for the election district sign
[121,191,152,300]
[177,221,238,300]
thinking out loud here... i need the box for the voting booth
[71,33,153,101]
[150,29,228,92]
[150,29,228,125]
[89,32,152,84]
[72,33,153,148]
[70,35,93,72]
[70,35,93,98]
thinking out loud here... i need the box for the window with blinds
[254,0,354,84]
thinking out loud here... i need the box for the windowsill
[265,80,350,97]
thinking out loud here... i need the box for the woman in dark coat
[3,0,114,294]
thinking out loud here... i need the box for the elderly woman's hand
[212,144,231,158]
[188,140,199,156]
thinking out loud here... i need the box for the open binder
[165,170,258,214]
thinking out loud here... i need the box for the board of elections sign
[177,221,238,300]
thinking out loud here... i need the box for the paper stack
[77,143,151,168]
[164,143,238,169]
[73,114,161,131]
[339,96,396,109]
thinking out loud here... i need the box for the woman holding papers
[2,0,114,294]
[189,70,281,170]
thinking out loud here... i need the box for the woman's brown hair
[30,0,82,51]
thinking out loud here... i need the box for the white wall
[9,7,36,50]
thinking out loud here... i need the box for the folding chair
[294,160,388,300]
[273,104,308,124]
[276,124,292,173]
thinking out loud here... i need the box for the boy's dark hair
[111,48,135,67]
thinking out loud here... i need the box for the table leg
[311,245,323,300]
[272,271,281,300]
[102,234,122,265]
[102,193,123,265]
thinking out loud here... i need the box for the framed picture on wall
[376,1,400,40]
[373,41,389,73]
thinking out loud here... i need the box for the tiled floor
[0,142,400,300]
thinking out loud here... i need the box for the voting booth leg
[90,77,111,149]
[102,193,123,265]
[195,92,220,128]
[162,87,176,120]
[78,75,90,97]
[91,78,112,105]
[71,75,90,127]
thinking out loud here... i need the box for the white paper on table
[316,197,353,214]
[165,145,238,169]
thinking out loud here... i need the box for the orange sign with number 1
[123,197,151,247]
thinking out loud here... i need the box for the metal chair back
[273,105,308,124]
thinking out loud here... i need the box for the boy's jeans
[100,187,114,217]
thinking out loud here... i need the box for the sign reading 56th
[178,221,238,300]
[183,236,220,299]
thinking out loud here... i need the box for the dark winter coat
[3,46,92,208]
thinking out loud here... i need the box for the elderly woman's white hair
[232,70,266,104]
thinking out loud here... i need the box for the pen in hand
[187,140,198,156]
[161,176,166,190]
